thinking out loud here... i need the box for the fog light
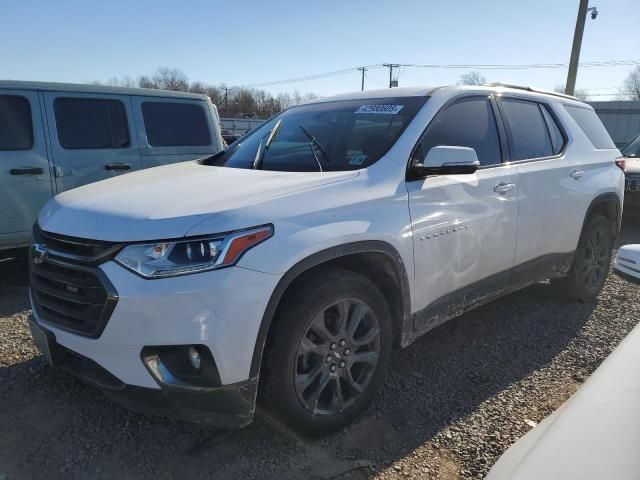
[188,346,201,370]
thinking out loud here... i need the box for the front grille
[30,227,120,338]
[625,174,640,192]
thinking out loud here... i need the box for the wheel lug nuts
[339,339,346,347]
[344,348,350,355]
[330,343,336,350]
[339,360,346,368]
[326,355,332,363]
[330,364,336,372]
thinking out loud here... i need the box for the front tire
[554,214,614,301]
[260,267,393,435]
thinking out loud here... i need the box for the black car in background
[622,133,640,214]
[221,129,242,146]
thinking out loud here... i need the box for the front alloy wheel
[294,299,380,416]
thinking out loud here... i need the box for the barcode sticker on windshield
[354,104,404,115]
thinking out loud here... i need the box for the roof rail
[482,82,579,101]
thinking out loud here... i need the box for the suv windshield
[622,134,640,158]
[210,96,428,172]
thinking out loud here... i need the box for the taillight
[615,157,626,172]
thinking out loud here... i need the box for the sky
[1,0,638,100]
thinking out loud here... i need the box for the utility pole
[223,87,230,117]
[566,0,598,95]
[382,64,400,88]
[358,67,366,91]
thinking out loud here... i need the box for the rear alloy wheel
[261,267,392,435]
[554,214,614,301]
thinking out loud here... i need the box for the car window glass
[500,98,553,160]
[54,98,129,150]
[565,105,616,150]
[622,134,640,158]
[142,102,211,147]
[540,105,565,155]
[0,95,33,151]
[418,97,501,166]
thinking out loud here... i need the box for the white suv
[28,84,624,434]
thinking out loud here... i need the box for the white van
[0,81,224,257]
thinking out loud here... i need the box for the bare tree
[152,67,189,91]
[138,75,158,89]
[458,71,486,86]
[554,85,590,102]
[188,81,208,94]
[620,66,640,101]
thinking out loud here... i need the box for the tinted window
[540,105,565,155]
[0,95,33,150]
[214,97,427,172]
[54,98,129,150]
[418,97,501,166]
[142,102,211,147]
[622,133,640,158]
[565,105,616,149]
[500,99,553,160]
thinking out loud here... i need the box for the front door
[43,92,142,192]
[0,90,53,244]
[406,95,518,331]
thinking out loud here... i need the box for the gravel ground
[1,218,639,480]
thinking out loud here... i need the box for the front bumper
[29,260,280,428]
[29,316,258,428]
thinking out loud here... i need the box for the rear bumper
[30,317,257,428]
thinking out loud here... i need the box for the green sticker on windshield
[354,104,404,114]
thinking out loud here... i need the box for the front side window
[0,95,33,151]
[142,102,211,147]
[213,97,428,172]
[565,105,616,150]
[54,98,129,150]
[417,96,502,166]
[500,98,553,160]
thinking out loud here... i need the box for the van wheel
[260,267,392,435]
[554,214,613,301]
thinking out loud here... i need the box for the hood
[38,161,358,241]
[625,157,640,174]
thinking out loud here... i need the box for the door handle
[494,182,515,194]
[570,169,584,180]
[105,163,132,171]
[10,167,44,175]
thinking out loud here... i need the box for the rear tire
[260,267,392,435]
[554,214,614,301]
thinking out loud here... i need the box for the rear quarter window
[142,102,211,147]
[565,105,616,149]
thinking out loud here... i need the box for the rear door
[497,97,589,272]
[130,96,220,168]
[0,90,53,243]
[43,92,142,192]
[407,95,518,331]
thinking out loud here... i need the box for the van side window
[418,97,502,166]
[500,98,553,160]
[540,105,565,155]
[0,95,33,150]
[141,102,211,147]
[565,105,616,149]
[54,98,130,150]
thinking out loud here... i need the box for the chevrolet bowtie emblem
[33,243,48,265]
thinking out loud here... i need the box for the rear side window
[500,99,553,160]
[54,98,130,150]
[418,96,502,166]
[0,95,33,150]
[540,105,565,155]
[141,102,211,147]
[565,105,616,149]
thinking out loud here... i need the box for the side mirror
[613,244,640,284]
[408,145,480,180]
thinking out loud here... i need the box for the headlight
[115,225,273,278]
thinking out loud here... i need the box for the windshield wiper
[299,124,330,172]
[252,119,282,170]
